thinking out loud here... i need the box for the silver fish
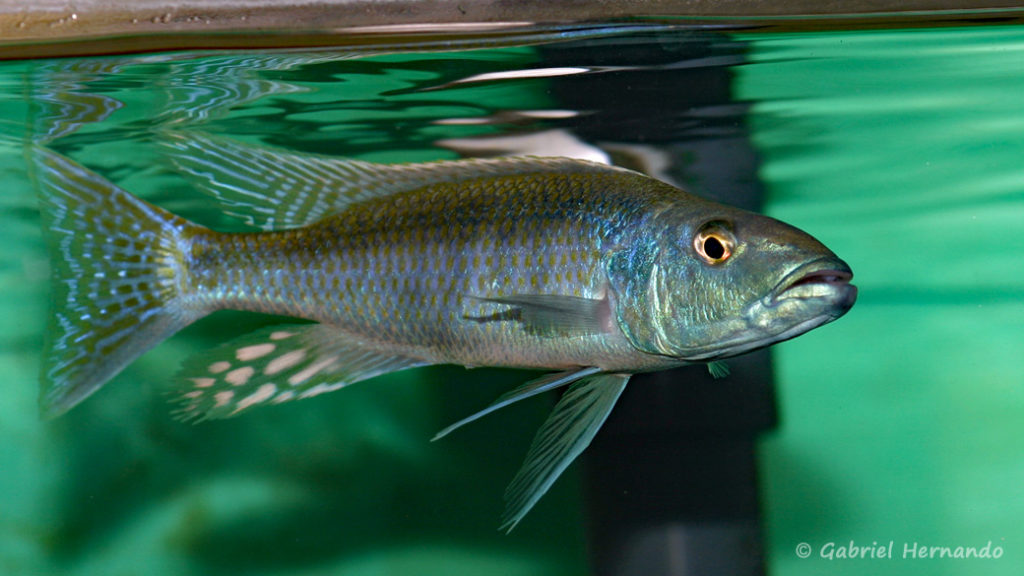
[33,133,856,529]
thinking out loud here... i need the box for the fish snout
[771,259,858,313]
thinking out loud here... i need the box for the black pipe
[540,30,776,576]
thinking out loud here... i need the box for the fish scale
[33,132,855,530]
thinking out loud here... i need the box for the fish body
[34,134,856,529]
[184,164,669,374]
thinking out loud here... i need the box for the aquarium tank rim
[2,0,1024,59]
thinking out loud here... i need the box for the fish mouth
[770,259,858,309]
[681,260,857,362]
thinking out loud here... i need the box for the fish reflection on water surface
[32,133,856,530]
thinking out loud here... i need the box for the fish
[32,133,856,530]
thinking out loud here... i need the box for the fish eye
[693,223,735,265]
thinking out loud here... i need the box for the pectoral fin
[173,324,425,421]
[466,294,610,337]
[501,373,630,532]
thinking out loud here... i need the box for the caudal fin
[31,146,204,417]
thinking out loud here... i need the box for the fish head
[611,199,857,362]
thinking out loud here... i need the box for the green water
[1,24,1022,576]
[739,27,1024,575]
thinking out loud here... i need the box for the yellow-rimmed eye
[693,224,734,265]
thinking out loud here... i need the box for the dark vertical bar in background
[540,31,776,576]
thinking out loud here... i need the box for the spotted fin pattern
[32,145,201,418]
[173,324,426,421]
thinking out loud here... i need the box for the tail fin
[31,146,204,418]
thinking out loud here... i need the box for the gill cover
[605,242,674,358]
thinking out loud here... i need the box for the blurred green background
[739,27,1024,575]
[1,23,1021,576]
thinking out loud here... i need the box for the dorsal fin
[157,131,629,231]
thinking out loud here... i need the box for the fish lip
[674,261,856,363]
[769,258,856,306]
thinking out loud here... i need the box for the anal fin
[173,324,425,421]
